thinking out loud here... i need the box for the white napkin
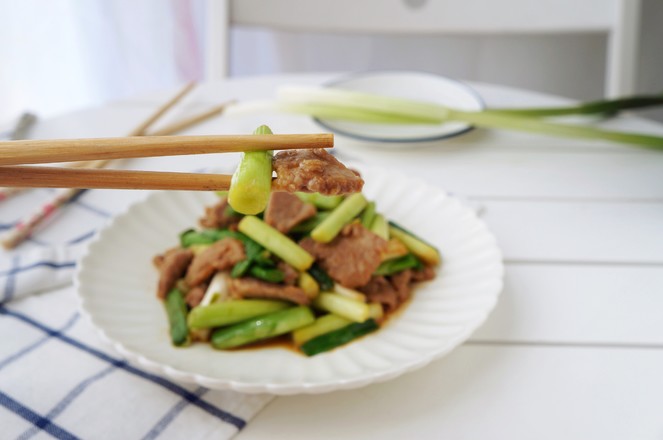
[0,243,87,302]
[0,188,273,439]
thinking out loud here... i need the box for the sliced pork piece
[390,269,413,303]
[360,270,413,312]
[156,248,194,299]
[411,265,436,282]
[199,197,241,229]
[185,284,207,308]
[264,192,316,233]
[185,238,245,287]
[272,148,364,195]
[359,276,398,311]
[229,277,310,305]
[299,223,387,288]
[153,255,165,269]
[277,261,299,286]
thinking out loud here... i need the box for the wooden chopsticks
[126,82,197,137]
[0,166,233,191]
[0,133,332,191]
[147,102,233,136]
[0,133,333,167]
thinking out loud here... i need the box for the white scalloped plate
[76,166,503,394]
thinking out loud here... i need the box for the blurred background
[2,0,662,126]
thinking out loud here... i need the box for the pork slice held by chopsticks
[271,148,363,195]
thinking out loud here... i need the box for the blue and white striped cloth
[0,188,273,439]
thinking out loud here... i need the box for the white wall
[0,0,204,124]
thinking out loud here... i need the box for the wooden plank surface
[479,200,663,263]
[472,264,663,345]
[364,149,663,200]
[236,344,663,440]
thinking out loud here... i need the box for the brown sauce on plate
[226,334,298,353]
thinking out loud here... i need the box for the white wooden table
[25,74,663,439]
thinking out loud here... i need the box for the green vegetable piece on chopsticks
[300,319,379,356]
[165,288,190,346]
[311,193,367,243]
[228,125,274,215]
[211,306,315,349]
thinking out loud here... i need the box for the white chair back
[206,0,641,96]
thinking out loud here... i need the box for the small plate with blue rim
[313,71,484,148]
